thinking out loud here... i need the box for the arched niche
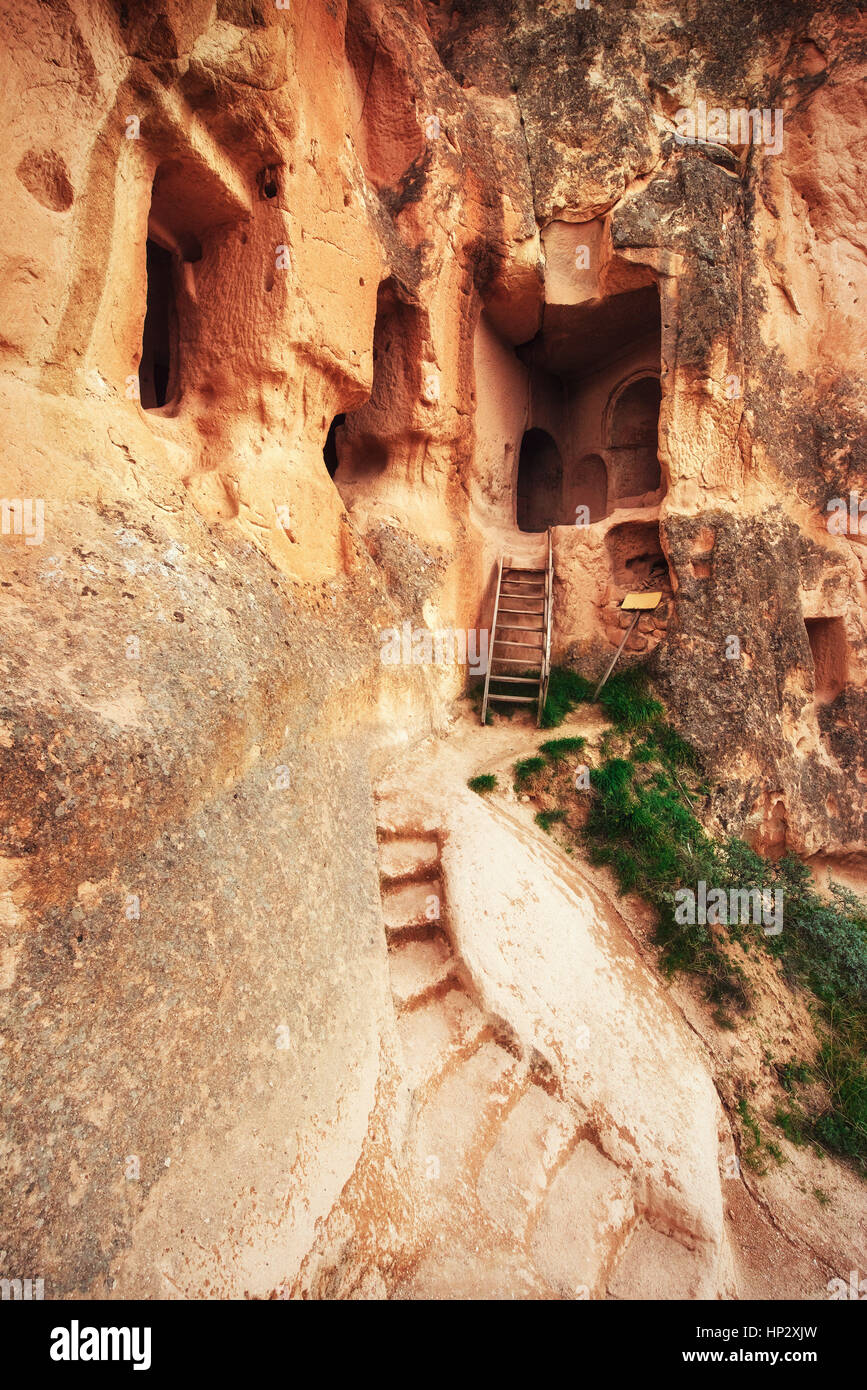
[606,374,662,503]
[516,428,563,533]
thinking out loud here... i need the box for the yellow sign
[621,592,662,611]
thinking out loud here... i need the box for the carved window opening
[805,617,847,703]
[325,278,424,507]
[139,239,179,410]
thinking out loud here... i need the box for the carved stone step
[412,1039,526,1190]
[381,878,443,935]
[477,1084,574,1239]
[389,933,455,1010]
[379,836,439,885]
[396,985,487,1094]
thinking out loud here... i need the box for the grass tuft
[539,736,586,763]
[467,773,497,795]
[513,755,547,789]
[540,668,594,727]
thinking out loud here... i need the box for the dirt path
[372,702,854,1299]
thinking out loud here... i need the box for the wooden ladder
[481,530,554,727]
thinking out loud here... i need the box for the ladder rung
[483,552,552,729]
[487,693,537,703]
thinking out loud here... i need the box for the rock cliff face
[1,0,865,1298]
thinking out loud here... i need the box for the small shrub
[536,809,567,833]
[468,773,497,795]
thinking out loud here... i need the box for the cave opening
[489,280,664,532]
[517,429,563,532]
[805,617,847,703]
[323,413,346,479]
[323,276,424,506]
[139,238,178,410]
[606,519,669,589]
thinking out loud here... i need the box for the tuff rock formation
[1,0,865,1300]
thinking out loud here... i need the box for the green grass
[596,667,663,729]
[774,1102,809,1147]
[540,668,594,727]
[541,663,676,739]
[539,736,586,763]
[527,663,867,1172]
[467,773,497,795]
[535,809,567,833]
[513,755,547,789]
[812,1006,867,1160]
[737,1097,767,1173]
[777,1059,813,1092]
[582,748,749,1009]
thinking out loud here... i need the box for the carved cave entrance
[805,617,848,704]
[137,162,207,414]
[516,429,563,532]
[323,277,423,505]
[139,239,178,409]
[511,283,664,533]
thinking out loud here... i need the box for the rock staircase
[376,817,641,1299]
[482,532,553,726]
